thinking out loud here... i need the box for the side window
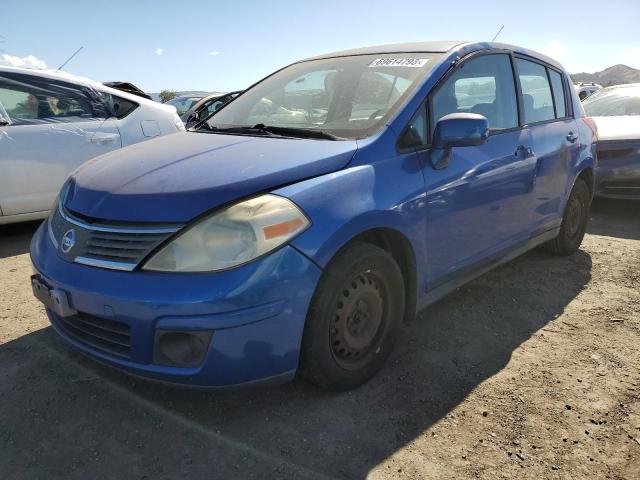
[0,85,37,123]
[548,70,567,118]
[431,53,518,131]
[515,58,555,123]
[0,77,95,125]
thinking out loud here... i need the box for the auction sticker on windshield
[369,58,429,68]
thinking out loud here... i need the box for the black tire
[299,242,405,390]
[544,178,590,256]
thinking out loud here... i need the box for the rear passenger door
[0,73,121,216]
[514,58,579,233]
[418,53,537,287]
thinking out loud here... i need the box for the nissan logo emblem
[61,229,76,253]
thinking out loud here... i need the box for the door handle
[91,133,118,145]
[566,132,578,143]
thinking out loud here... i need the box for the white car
[582,83,640,199]
[0,66,185,225]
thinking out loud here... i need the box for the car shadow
[0,247,592,479]
[0,220,41,259]
[588,198,640,240]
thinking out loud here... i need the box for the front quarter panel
[275,146,427,290]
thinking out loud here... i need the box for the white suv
[0,66,185,225]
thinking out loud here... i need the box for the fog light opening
[154,331,212,367]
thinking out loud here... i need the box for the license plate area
[31,275,77,317]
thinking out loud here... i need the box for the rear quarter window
[112,95,138,119]
[548,70,567,118]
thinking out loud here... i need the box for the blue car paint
[66,132,358,223]
[31,227,321,385]
[30,41,596,387]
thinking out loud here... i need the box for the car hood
[66,132,358,223]
[592,116,640,141]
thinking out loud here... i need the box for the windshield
[583,86,640,116]
[205,53,441,139]
[167,96,202,115]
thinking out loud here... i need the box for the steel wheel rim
[330,271,385,370]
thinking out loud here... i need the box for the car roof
[301,41,566,71]
[0,65,171,111]
[303,40,467,60]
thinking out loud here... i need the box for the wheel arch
[318,226,418,324]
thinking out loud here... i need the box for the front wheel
[544,178,591,256]
[299,242,405,390]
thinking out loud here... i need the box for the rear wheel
[544,178,590,256]
[299,242,405,390]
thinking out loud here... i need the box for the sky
[1,0,639,93]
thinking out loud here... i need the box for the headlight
[142,194,310,272]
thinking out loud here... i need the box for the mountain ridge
[571,64,640,86]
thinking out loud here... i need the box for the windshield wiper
[252,124,338,140]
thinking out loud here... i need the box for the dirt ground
[0,198,638,480]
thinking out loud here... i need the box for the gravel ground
[0,198,638,480]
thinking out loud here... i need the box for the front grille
[83,230,171,263]
[54,312,132,359]
[49,206,180,271]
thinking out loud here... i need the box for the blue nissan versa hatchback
[30,41,597,390]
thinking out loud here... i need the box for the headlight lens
[142,194,310,272]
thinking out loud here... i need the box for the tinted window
[111,95,138,119]
[548,69,567,118]
[431,54,518,130]
[0,77,95,125]
[516,58,555,123]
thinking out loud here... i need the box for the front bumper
[595,140,640,200]
[30,221,322,387]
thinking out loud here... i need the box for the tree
[159,90,178,103]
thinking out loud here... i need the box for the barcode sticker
[368,58,429,68]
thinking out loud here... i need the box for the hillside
[572,64,640,86]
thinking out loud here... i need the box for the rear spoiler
[103,82,153,101]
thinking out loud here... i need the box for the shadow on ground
[588,198,639,240]
[3,199,637,479]
[0,220,41,259]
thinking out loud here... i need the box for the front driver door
[0,73,121,216]
[419,52,537,288]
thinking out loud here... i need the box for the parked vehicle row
[583,83,640,199]
[0,67,185,224]
[29,41,598,390]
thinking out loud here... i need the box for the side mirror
[430,113,489,170]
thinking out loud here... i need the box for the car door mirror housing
[430,113,489,169]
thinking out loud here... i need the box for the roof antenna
[57,46,83,71]
[491,26,504,42]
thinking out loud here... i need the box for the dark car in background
[166,92,240,127]
[583,83,640,199]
